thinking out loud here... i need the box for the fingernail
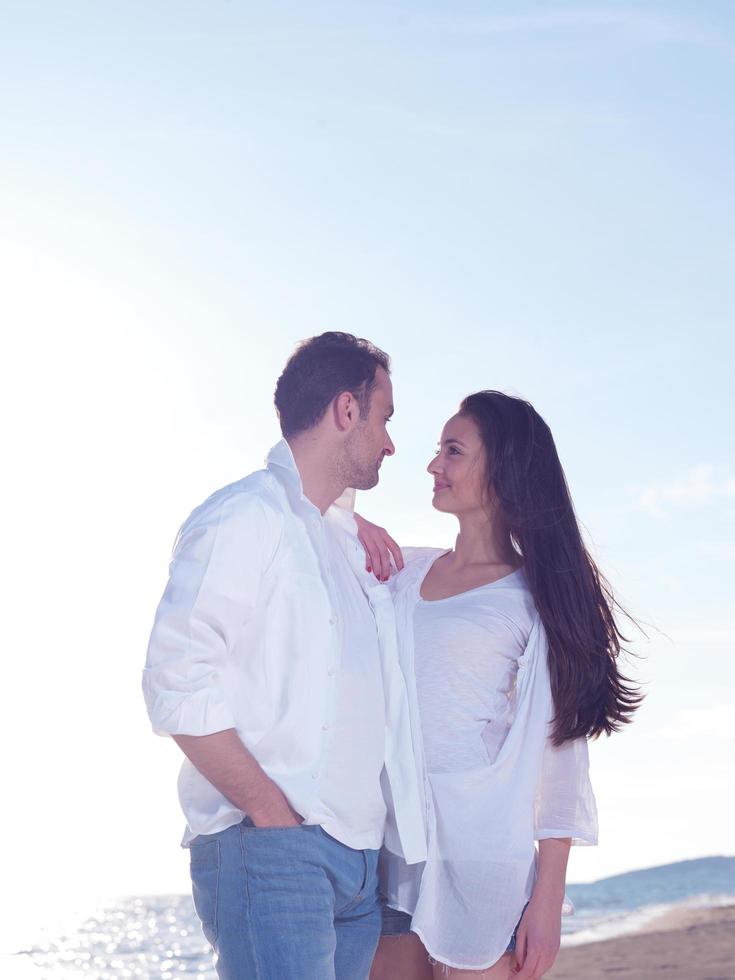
[367,566,371,573]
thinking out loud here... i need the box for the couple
[143,332,640,980]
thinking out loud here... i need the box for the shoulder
[401,546,446,567]
[505,568,538,620]
[388,546,445,594]
[176,470,285,545]
[483,569,538,643]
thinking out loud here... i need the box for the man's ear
[333,391,358,432]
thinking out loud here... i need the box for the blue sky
[2,0,734,942]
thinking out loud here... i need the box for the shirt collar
[267,438,358,524]
[266,438,304,498]
[266,438,322,516]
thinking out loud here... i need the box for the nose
[384,432,395,456]
[427,454,441,476]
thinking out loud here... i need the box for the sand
[545,904,735,980]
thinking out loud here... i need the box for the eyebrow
[439,438,466,447]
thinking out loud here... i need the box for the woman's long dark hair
[460,391,642,745]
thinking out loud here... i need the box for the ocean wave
[561,891,735,947]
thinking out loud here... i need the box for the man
[143,332,426,980]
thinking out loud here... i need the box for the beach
[5,887,734,978]
[547,904,735,980]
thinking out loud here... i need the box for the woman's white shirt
[413,568,533,774]
[381,548,598,971]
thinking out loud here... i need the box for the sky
[2,0,734,948]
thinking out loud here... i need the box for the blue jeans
[188,818,381,980]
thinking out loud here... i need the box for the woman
[357,392,642,980]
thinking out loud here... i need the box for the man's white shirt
[142,439,426,862]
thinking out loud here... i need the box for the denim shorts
[380,901,524,954]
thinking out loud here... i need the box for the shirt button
[322,723,330,732]
[311,772,319,780]
[327,667,336,676]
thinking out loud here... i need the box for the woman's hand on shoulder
[354,514,404,582]
[510,896,562,979]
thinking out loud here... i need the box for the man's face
[343,367,395,490]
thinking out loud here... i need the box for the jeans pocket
[239,821,316,880]
[189,838,220,948]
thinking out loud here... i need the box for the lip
[433,483,450,492]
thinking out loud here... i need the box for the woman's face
[427,413,489,515]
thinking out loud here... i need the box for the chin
[431,494,455,513]
[351,468,380,491]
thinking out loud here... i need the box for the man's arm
[143,491,298,827]
[173,730,302,827]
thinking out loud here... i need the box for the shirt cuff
[535,825,598,846]
[142,673,237,737]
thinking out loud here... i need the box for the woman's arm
[535,736,598,846]
[354,513,404,581]
[511,732,597,977]
[512,837,571,979]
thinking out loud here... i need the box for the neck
[287,434,345,515]
[452,508,518,568]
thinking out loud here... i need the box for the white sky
[2,0,734,946]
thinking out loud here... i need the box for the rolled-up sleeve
[534,735,599,845]
[142,491,276,737]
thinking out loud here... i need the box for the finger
[514,925,528,968]
[358,530,376,571]
[513,962,535,980]
[514,948,541,980]
[356,532,374,573]
[512,939,529,978]
[377,541,391,581]
[369,543,384,579]
[536,949,559,977]
[385,535,404,571]
[366,531,389,581]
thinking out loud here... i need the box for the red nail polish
[367,566,372,573]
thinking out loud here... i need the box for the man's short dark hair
[274,332,390,438]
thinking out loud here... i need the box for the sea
[3,857,733,979]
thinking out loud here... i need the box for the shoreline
[547,903,735,979]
